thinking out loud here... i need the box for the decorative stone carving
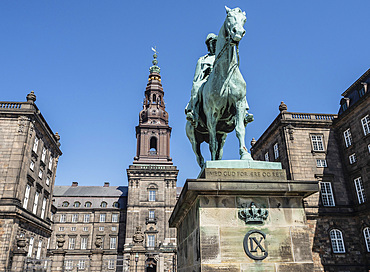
[133,226,144,245]
[95,236,102,248]
[238,202,268,224]
[56,234,65,248]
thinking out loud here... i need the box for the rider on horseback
[185,33,218,127]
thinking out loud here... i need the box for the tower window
[150,137,157,154]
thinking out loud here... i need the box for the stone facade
[251,69,370,271]
[0,91,62,271]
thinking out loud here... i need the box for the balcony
[145,217,157,224]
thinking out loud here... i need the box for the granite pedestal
[169,160,319,272]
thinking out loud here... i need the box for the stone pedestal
[169,160,318,272]
[51,249,65,272]
[91,249,103,272]
[11,249,27,272]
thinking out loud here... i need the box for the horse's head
[225,6,246,42]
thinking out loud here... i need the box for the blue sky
[1,1,369,187]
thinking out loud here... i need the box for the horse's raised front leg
[235,100,252,160]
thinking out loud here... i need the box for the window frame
[148,190,156,202]
[147,235,155,247]
[99,213,106,223]
[32,191,39,214]
[81,237,88,250]
[60,214,66,223]
[349,153,357,164]
[110,237,117,249]
[84,214,90,223]
[69,237,76,250]
[316,159,327,168]
[264,152,269,162]
[320,182,335,206]
[361,115,370,136]
[364,227,370,252]
[28,237,34,257]
[330,229,345,253]
[273,143,279,159]
[72,214,78,223]
[112,214,118,222]
[33,137,39,153]
[311,134,325,151]
[23,184,31,209]
[343,128,352,147]
[41,197,47,219]
[354,177,366,204]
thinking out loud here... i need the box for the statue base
[170,160,318,272]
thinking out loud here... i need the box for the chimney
[104,182,110,187]
[72,181,78,187]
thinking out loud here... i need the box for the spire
[149,47,160,74]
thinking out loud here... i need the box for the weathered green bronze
[186,6,253,168]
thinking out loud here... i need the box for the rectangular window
[72,214,78,223]
[100,213,106,222]
[148,235,155,247]
[99,226,104,231]
[69,237,76,250]
[47,238,50,249]
[349,153,357,164]
[48,156,53,170]
[264,152,269,162]
[364,227,370,252]
[38,170,43,179]
[354,177,366,204]
[149,190,156,201]
[33,137,39,153]
[36,240,42,259]
[81,237,87,249]
[83,227,88,232]
[320,182,335,206]
[33,191,39,214]
[112,214,118,222]
[311,135,324,151]
[41,147,46,162]
[108,259,115,269]
[41,197,47,219]
[30,160,35,171]
[361,115,370,136]
[65,260,73,270]
[149,210,155,219]
[23,184,31,209]
[78,260,86,270]
[71,227,76,232]
[59,227,64,231]
[112,226,117,231]
[273,143,279,159]
[27,237,34,257]
[343,129,352,147]
[84,214,90,223]
[60,214,66,223]
[110,237,117,249]
[316,159,327,168]
[46,177,50,186]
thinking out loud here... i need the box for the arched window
[113,202,120,208]
[330,229,345,253]
[364,227,370,252]
[150,137,157,153]
[101,202,107,208]
[62,201,69,207]
[153,94,157,104]
[148,183,158,202]
[73,201,81,207]
[85,202,92,208]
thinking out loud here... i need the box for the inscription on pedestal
[243,230,268,260]
[204,168,287,181]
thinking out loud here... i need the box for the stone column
[51,234,66,272]
[11,249,27,272]
[90,249,103,272]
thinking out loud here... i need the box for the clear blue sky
[1,1,369,187]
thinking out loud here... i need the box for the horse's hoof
[240,152,252,160]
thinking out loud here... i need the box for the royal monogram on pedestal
[238,202,268,224]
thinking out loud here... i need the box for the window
[69,237,76,249]
[110,237,117,249]
[368,144,370,153]
[47,238,50,249]
[72,214,78,223]
[112,226,117,231]
[23,184,31,209]
[149,190,156,202]
[36,240,42,259]
[33,191,39,214]
[311,135,324,151]
[149,210,155,219]
[71,227,76,232]
[83,227,88,232]
[60,214,66,223]
[100,214,106,222]
[33,137,39,153]
[81,237,87,249]
[359,86,366,97]
[30,160,35,171]
[273,143,279,159]
[112,214,118,222]
[84,214,90,223]
[343,129,352,147]
[28,237,34,257]
[41,197,47,219]
[361,115,370,136]
[316,159,327,167]
[354,177,366,204]
[85,202,92,208]
[108,259,115,269]
[46,177,50,186]
[59,227,65,231]
[320,182,335,206]
[51,212,55,221]
[65,260,73,270]
[349,153,356,164]
[148,235,155,247]
[62,201,69,207]
[113,202,120,208]
[78,260,86,270]
[38,170,43,179]
[41,147,46,162]
[101,201,107,208]
[74,202,81,207]
[364,227,370,252]
[48,156,53,170]
[330,229,345,253]
[264,152,269,162]
[99,227,104,231]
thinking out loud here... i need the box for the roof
[341,68,370,96]
[53,186,128,197]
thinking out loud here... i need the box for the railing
[315,114,335,120]
[0,102,22,109]
[291,114,311,119]
[288,113,337,121]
